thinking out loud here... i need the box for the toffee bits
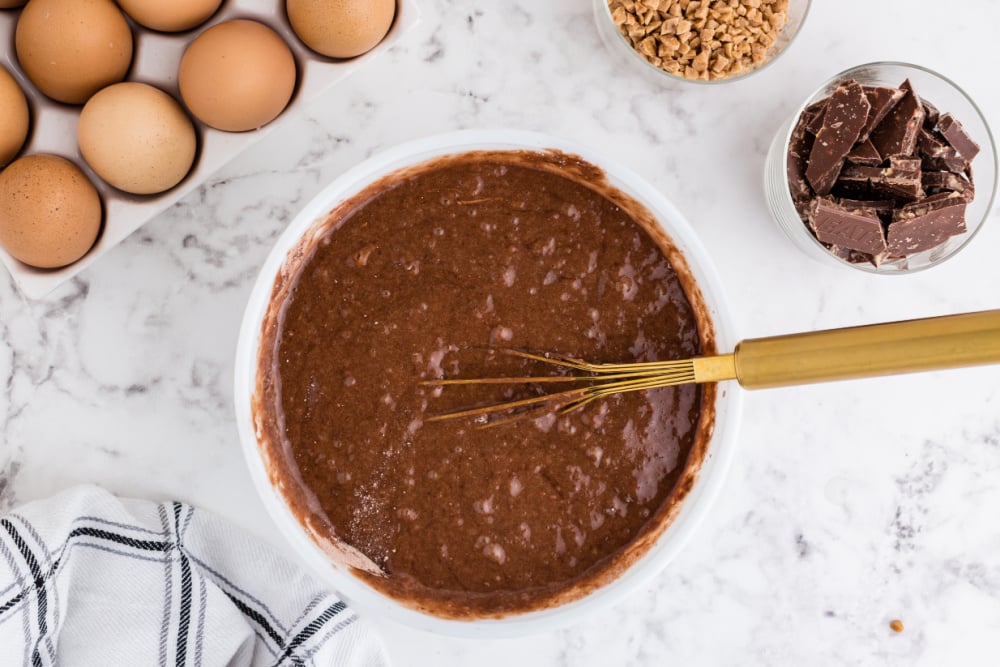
[608,0,789,81]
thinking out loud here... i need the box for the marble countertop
[3,0,1000,664]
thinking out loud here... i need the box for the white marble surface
[3,0,1000,664]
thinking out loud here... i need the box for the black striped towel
[0,485,387,666]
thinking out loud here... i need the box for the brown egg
[0,155,102,269]
[287,0,395,58]
[116,0,223,33]
[79,83,197,195]
[15,0,133,105]
[0,66,29,167]
[0,0,28,8]
[179,20,297,133]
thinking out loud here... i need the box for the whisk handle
[734,309,1000,389]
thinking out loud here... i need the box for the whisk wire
[423,349,698,426]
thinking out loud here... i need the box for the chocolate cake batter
[255,150,716,618]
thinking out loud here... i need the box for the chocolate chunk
[803,99,828,135]
[787,116,814,208]
[806,81,871,195]
[893,191,967,219]
[917,129,950,158]
[922,171,974,200]
[810,197,887,255]
[835,197,895,211]
[846,139,882,166]
[836,197,895,220]
[887,193,967,254]
[937,113,981,160]
[874,177,923,202]
[805,108,826,135]
[859,86,905,143]
[834,165,880,198]
[887,156,922,172]
[830,244,885,267]
[829,245,855,261]
[804,99,827,115]
[922,99,940,128]
[921,170,965,190]
[836,156,923,202]
[922,147,968,174]
[869,81,925,159]
[877,156,923,200]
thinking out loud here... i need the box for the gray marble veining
[2,0,1000,664]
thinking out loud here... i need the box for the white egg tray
[0,0,419,299]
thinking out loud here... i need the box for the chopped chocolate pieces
[918,128,950,158]
[835,157,923,201]
[836,197,895,219]
[938,113,981,160]
[846,139,882,166]
[922,171,974,200]
[887,156,922,172]
[895,191,966,215]
[922,99,940,128]
[887,193,967,255]
[803,100,827,116]
[806,81,871,196]
[785,77,981,268]
[787,115,814,210]
[869,82,925,159]
[810,197,886,255]
[833,165,875,198]
[859,86,905,143]
[805,102,827,135]
[922,147,968,174]
[831,245,883,265]
[880,156,923,200]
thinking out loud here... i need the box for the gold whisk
[423,309,1000,426]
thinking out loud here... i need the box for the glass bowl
[764,62,998,274]
[592,0,811,86]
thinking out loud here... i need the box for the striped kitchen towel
[0,485,388,666]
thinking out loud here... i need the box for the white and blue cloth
[0,486,387,666]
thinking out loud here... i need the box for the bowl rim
[233,129,744,637]
[592,0,813,86]
[774,60,999,275]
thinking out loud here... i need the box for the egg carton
[0,0,419,299]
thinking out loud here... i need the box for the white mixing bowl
[234,129,743,637]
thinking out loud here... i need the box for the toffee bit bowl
[592,0,811,86]
[235,130,743,637]
[764,61,999,275]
